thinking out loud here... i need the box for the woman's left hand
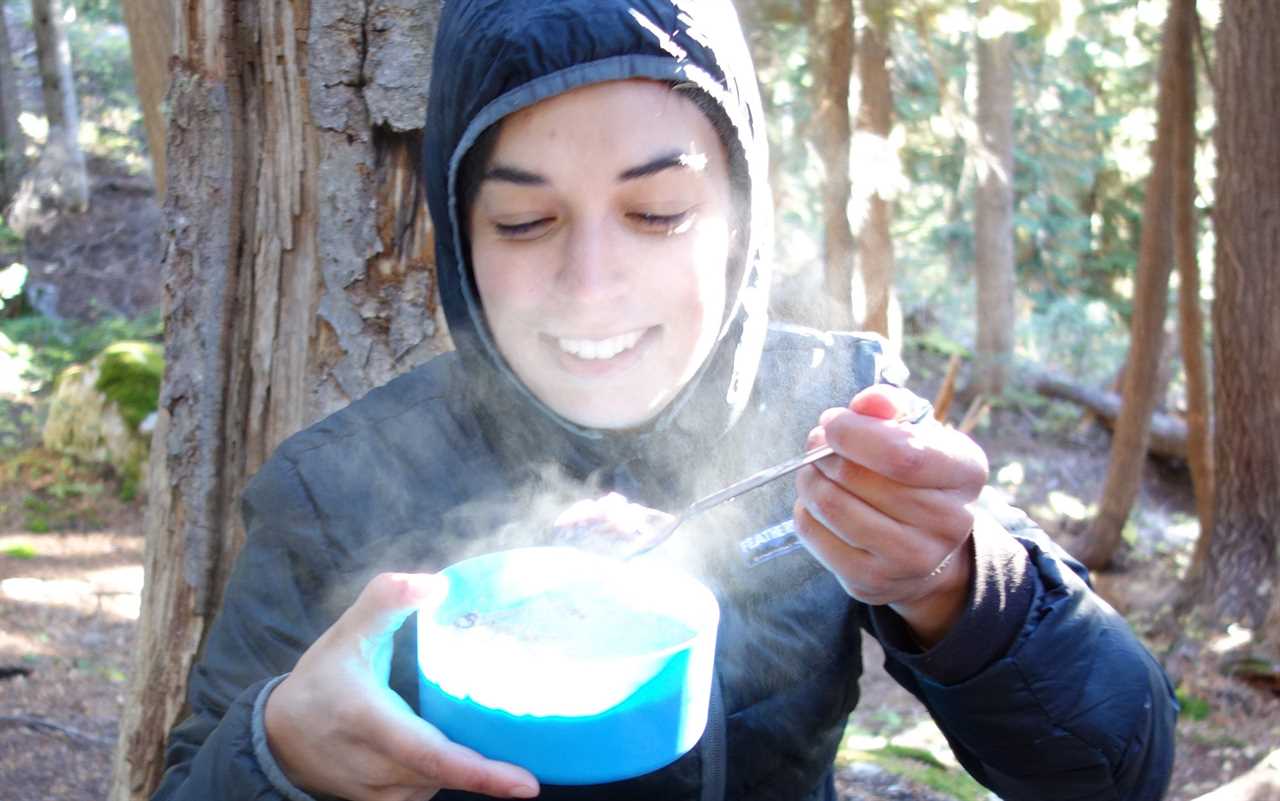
[794,384,989,647]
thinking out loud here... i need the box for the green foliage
[0,310,162,393]
[2,543,37,559]
[745,0,1184,385]
[61,2,147,163]
[1176,688,1212,721]
[93,340,163,430]
[69,0,124,26]
[4,448,112,531]
[0,222,23,251]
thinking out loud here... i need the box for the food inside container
[417,546,719,784]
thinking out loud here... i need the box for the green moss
[840,745,990,801]
[94,341,163,430]
[3,544,37,559]
[118,450,145,502]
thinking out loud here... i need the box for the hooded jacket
[151,2,1176,800]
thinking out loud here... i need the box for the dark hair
[456,83,751,241]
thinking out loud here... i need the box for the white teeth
[558,329,645,360]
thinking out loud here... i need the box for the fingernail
[819,407,845,426]
[510,785,539,799]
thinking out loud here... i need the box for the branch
[0,715,113,747]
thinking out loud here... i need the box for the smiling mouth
[555,328,649,361]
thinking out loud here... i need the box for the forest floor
[2,154,1279,801]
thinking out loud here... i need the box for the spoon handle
[682,444,835,520]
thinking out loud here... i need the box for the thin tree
[853,0,898,342]
[808,0,856,330]
[1199,0,1280,633]
[108,2,450,799]
[30,0,88,212]
[1079,0,1191,571]
[1176,5,1214,588]
[971,0,1015,396]
[121,0,173,197]
[0,3,27,205]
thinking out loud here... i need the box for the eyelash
[630,211,692,231]
[494,219,551,238]
[492,210,694,240]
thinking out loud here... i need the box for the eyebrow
[617,151,708,181]
[483,165,546,186]
[482,150,708,187]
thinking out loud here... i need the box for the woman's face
[469,80,735,430]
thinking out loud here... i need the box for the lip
[543,326,661,377]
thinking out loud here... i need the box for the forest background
[0,1,1276,800]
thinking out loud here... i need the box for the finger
[336,572,451,645]
[796,463,950,574]
[377,700,539,798]
[793,501,900,605]
[848,383,930,421]
[810,453,978,539]
[355,680,540,798]
[820,408,987,490]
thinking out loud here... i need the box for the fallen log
[1189,749,1280,801]
[1029,371,1188,461]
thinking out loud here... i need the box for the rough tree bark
[1078,0,1190,571]
[120,0,174,197]
[107,3,450,800]
[853,0,898,342]
[971,0,1015,396]
[1200,0,1280,632]
[809,0,856,330]
[30,0,88,212]
[0,4,27,205]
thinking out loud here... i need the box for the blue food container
[417,547,719,785]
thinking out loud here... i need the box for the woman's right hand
[264,572,541,800]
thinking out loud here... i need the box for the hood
[423,0,773,491]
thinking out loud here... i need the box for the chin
[552,397,664,431]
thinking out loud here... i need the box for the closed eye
[493,218,554,239]
[629,210,694,234]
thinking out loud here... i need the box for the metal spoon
[614,399,932,559]
[618,443,836,559]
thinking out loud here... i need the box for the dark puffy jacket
[151,1,1176,800]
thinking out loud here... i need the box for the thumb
[849,384,910,420]
[338,572,450,665]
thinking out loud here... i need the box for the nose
[557,217,626,303]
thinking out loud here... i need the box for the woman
[152,2,1177,800]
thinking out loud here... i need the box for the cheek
[687,222,731,323]
[473,248,537,330]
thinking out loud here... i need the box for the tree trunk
[1200,0,1280,631]
[971,0,1015,396]
[853,0,898,343]
[1078,0,1190,571]
[108,3,449,800]
[1175,1,1214,588]
[120,0,174,198]
[0,4,27,205]
[30,0,88,212]
[809,0,856,331]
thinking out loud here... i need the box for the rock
[42,341,163,482]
